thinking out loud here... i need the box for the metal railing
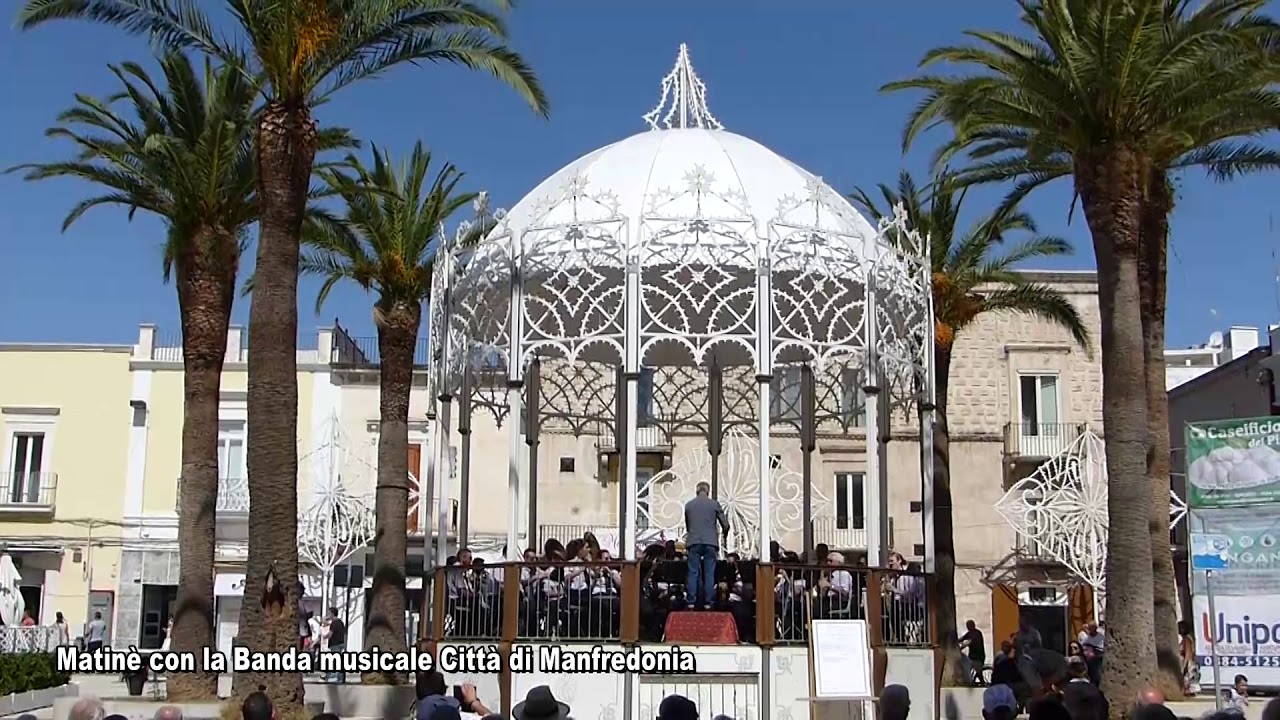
[0,626,61,653]
[421,559,934,649]
[175,476,250,514]
[812,517,868,549]
[0,472,57,510]
[330,335,430,368]
[1004,421,1083,458]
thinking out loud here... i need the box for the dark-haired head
[1261,697,1280,720]
[417,669,447,699]
[241,692,272,720]
[1027,697,1070,720]
[1130,702,1177,720]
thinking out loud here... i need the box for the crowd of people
[957,610,1270,720]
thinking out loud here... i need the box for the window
[636,468,654,530]
[839,368,867,427]
[771,366,803,423]
[834,472,865,530]
[1019,374,1060,434]
[217,422,245,484]
[638,368,656,426]
[9,432,46,503]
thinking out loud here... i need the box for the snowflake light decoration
[297,416,376,609]
[638,426,830,558]
[994,427,1187,591]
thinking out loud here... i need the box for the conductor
[684,481,730,609]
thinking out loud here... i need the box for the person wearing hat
[983,684,1019,720]
[657,694,699,720]
[512,685,570,720]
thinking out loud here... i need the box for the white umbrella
[0,553,26,626]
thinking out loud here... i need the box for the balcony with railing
[1004,421,1083,460]
[175,476,250,515]
[0,472,57,515]
[329,322,430,369]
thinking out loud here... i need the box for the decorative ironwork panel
[768,178,871,366]
[994,428,1188,591]
[870,207,931,414]
[536,359,617,436]
[649,365,712,444]
[639,166,758,367]
[720,366,760,432]
[520,171,627,363]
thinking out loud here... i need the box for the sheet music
[811,619,873,700]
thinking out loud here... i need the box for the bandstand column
[708,363,722,500]
[800,364,816,557]
[525,360,542,546]
[622,237,641,562]
[755,251,773,558]
[506,230,526,560]
[457,363,473,547]
[506,381,524,557]
[864,275,888,566]
[431,396,453,569]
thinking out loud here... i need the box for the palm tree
[883,0,1280,704]
[8,53,257,700]
[16,1,548,704]
[304,142,482,681]
[851,170,1090,686]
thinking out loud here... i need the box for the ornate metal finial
[643,43,724,131]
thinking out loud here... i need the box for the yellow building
[121,324,335,652]
[0,337,132,638]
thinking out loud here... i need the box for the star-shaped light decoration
[994,427,1187,592]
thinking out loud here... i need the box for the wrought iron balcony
[1004,422,1083,460]
[595,425,668,453]
[329,328,429,368]
[410,497,459,536]
[812,516,868,550]
[175,476,250,515]
[0,472,56,514]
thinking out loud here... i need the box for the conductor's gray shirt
[684,495,729,548]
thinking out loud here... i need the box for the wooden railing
[415,560,934,649]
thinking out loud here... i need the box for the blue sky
[2,1,1278,350]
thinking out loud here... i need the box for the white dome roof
[499,127,881,257]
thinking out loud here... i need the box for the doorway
[140,584,177,648]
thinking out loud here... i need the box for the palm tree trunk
[1075,147,1157,714]
[365,303,419,682]
[1140,173,1182,696]
[932,347,965,685]
[167,227,236,701]
[236,101,315,709]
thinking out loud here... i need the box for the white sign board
[811,619,873,700]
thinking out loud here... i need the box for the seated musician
[586,548,622,637]
[815,552,854,618]
[773,551,806,636]
[639,544,672,642]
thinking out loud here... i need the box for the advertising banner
[1192,594,1280,687]
[1187,507,1280,595]
[1185,417,1280,508]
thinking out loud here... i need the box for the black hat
[658,694,699,720]
[512,686,570,720]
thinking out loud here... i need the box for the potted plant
[123,665,148,696]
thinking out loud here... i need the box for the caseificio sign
[1185,417,1280,509]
